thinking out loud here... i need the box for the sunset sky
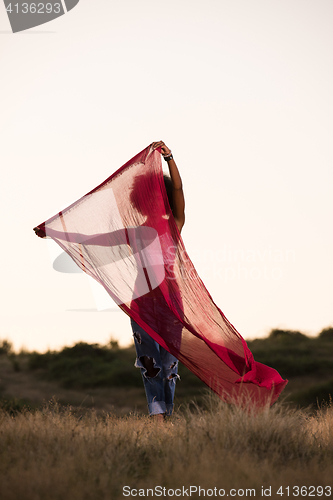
[1,0,332,352]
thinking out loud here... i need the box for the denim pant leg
[160,346,179,416]
[131,318,179,416]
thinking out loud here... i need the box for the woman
[130,141,185,421]
[34,140,185,420]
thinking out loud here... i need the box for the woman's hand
[152,141,171,157]
[33,226,45,238]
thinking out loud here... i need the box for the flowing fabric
[35,144,287,407]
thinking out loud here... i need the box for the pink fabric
[35,144,287,407]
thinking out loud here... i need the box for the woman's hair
[130,172,174,216]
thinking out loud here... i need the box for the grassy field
[0,329,333,499]
[0,397,332,499]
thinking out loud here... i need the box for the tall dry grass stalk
[0,395,332,499]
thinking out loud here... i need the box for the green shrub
[28,342,142,388]
[0,339,13,355]
[318,327,333,340]
[268,329,309,342]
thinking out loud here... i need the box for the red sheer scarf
[36,145,287,407]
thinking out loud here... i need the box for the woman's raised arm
[152,141,185,233]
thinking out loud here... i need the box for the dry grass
[0,396,332,500]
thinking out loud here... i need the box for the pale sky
[1,0,332,352]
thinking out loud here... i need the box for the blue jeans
[131,318,180,416]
